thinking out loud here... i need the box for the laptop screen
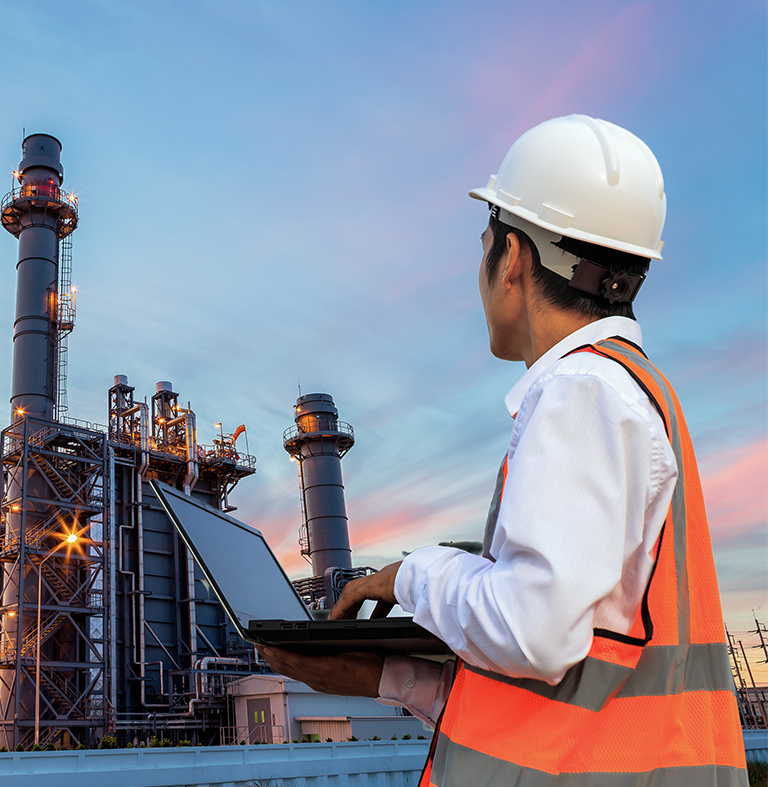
[151,480,313,631]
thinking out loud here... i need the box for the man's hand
[255,645,383,697]
[329,561,402,621]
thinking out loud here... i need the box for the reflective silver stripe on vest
[464,642,734,712]
[481,455,507,560]
[429,735,749,787]
[596,339,691,644]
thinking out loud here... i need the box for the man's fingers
[328,582,365,620]
[328,595,363,620]
[257,644,306,674]
[371,600,394,619]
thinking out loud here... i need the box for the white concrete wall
[231,674,410,743]
[0,740,430,787]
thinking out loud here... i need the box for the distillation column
[283,393,355,578]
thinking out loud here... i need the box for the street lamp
[35,532,78,746]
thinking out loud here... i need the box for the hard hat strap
[491,204,580,281]
[569,258,646,303]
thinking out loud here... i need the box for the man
[257,115,748,786]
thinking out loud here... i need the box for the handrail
[283,420,354,445]
[2,183,78,211]
[60,415,108,434]
[2,184,79,238]
[197,443,257,471]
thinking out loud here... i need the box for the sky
[0,1,765,678]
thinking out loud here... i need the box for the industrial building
[0,134,375,750]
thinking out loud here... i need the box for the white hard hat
[470,115,666,273]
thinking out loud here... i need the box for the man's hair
[485,213,651,320]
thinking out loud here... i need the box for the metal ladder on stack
[55,234,76,421]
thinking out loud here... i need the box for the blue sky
[0,1,765,673]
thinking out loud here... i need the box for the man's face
[478,220,529,363]
[478,222,505,358]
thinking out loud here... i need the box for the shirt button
[405,678,415,689]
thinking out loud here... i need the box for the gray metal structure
[107,376,258,743]
[284,394,372,607]
[0,136,260,749]
[0,135,106,749]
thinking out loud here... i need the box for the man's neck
[524,306,600,368]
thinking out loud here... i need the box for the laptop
[150,480,450,656]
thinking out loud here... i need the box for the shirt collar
[504,316,643,416]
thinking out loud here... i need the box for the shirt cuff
[376,655,454,728]
[394,545,464,613]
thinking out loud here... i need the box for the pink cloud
[511,1,654,132]
[671,330,767,388]
[699,439,768,541]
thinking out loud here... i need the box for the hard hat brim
[468,186,664,261]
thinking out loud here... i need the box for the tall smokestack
[283,393,355,578]
[1,133,78,420]
[0,135,81,749]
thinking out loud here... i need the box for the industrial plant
[0,134,369,750]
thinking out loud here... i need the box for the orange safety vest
[420,337,748,787]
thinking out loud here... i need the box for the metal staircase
[19,612,68,660]
[40,560,81,605]
[0,611,68,663]
[31,451,76,500]
[39,669,85,720]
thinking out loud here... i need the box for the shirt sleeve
[376,655,455,728]
[394,369,664,685]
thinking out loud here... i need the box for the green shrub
[125,742,134,748]
[402,734,411,740]
[326,737,333,742]
[390,735,397,740]
[0,745,7,752]
[15,743,24,751]
[346,735,358,742]
[45,742,55,751]
[75,743,86,750]
[98,736,118,749]
[748,760,767,787]
[417,735,426,739]
[31,743,42,751]
[148,736,161,748]
[370,735,381,741]
[177,740,193,747]
[138,742,146,748]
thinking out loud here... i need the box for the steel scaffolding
[0,415,108,749]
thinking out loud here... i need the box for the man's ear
[500,232,524,289]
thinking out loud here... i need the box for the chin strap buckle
[569,259,646,303]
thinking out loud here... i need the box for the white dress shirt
[378,317,678,725]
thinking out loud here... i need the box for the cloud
[507,1,655,136]
[700,438,768,542]
[669,329,768,390]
